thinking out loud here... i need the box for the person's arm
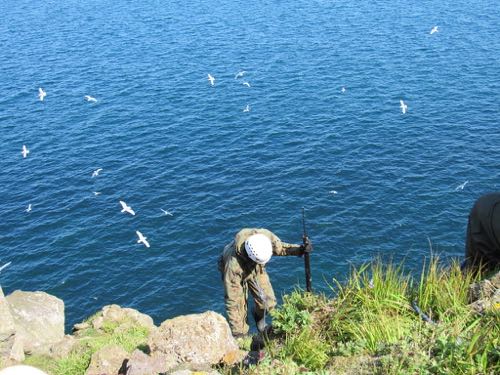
[279,241,305,256]
[259,228,309,256]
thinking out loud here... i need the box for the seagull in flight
[92,168,103,177]
[455,180,469,191]
[400,99,408,114]
[38,87,46,101]
[430,26,439,34]
[207,74,215,86]
[161,209,173,216]
[93,191,101,196]
[26,204,32,212]
[84,95,98,103]
[242,81,251,87]
[21,145,29,158]
[136,230,150,248]
[243,104,250,112]
[120,200,136,216]
[0,262,11,273]
[235,71,246,79]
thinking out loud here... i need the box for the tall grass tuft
[413,258,478,323]
[260,257,500,374]
[328,260,414,351]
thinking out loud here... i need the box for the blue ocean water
[0,0,499,329]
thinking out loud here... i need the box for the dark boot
[252,308,267,333]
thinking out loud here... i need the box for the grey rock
[468,270,500,314]
[101,305,155,330]
[85,344,128,375]
[124,349,171,375]
[0,288,24,362]
[6,291,64,355]
[72,322,90,332]
[148,311,239,372]
[75,305,155,337]
[48,335,77,359]
[91,316,105,331]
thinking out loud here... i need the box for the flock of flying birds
[14,24,467,261]
[206,26,441,116]
[207,71,252,112]
[19,90,176,251]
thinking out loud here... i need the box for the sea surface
[0,0,499,330]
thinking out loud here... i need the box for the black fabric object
[465,192,500,270]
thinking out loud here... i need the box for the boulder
[5,291,64,355]
[74,305,155,336]
[124,349,169,375]
[0,365,48,375]
[48,335,77,359]
[85,344,128,375]
[147,311,240,372]
[100,305,155,330]
[468,270,500,314]
[0,288,24,362]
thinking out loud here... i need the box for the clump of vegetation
[23,318,151,375]
[230,257,500,374]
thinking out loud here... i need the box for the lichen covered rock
[0,287,24,362]
[73,304,155,336]
[147,311,239,372]
[468,270,500,313]
[85,344,128,375]
[5,291,64,355]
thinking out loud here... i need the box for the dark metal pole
[302,207,312,292]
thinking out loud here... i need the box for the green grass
[227,257,500,374]
[22,318,151,375]
[18,257,499,375]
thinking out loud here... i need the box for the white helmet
[245,234,273,265]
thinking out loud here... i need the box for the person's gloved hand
[300,237,313,253]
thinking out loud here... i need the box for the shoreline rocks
[0,287,24,363]
[1,290,242,374]
[5,291,64,356]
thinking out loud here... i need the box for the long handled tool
[302,207,312,292]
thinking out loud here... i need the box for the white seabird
[242,81,251,87]
[38,87,46,101]
[92,168,103,177]
[160,209,173,216]
[0,261,11,273]
[341,86,346,93]
[26,204,32,212]
[455,181,469,191]
[243,104,250,112]
[235,71,246,79]
[136,230,150,248]
[207,74,215,86]
[84,95,98,103]
[400,99,408,114]
[120,200,136,216]
[430,26,439,34]
[21,145,29,158]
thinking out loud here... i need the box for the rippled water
[0,0,499,329]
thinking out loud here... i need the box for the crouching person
[218,228,309,339]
